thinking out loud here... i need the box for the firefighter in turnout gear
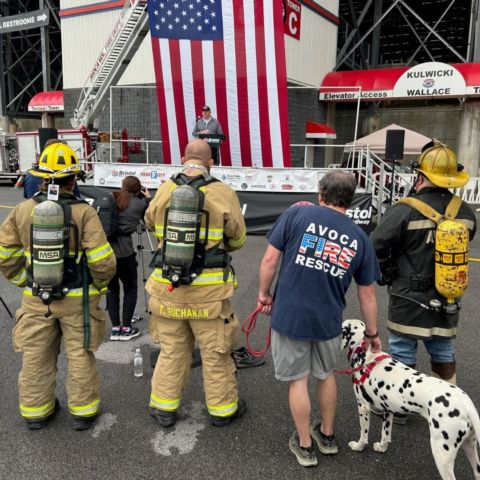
[146,139,247,428]
[0,143,116,431]
[372,142,476,385]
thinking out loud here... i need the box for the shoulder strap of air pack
[171,173,219,210]
[398,194,462,224]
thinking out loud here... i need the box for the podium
[198,133,225,165]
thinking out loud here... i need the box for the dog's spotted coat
[342,319,480,480]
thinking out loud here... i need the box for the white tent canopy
[344,124,432,155]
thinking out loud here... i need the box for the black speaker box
[385,129,405,162]
[38,128,58,152]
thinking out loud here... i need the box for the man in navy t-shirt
[257,170,382,468]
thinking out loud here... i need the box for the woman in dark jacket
[108,176,150,341]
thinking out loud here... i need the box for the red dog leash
[241,306,271,358]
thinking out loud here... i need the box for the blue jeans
[389,332,455,365]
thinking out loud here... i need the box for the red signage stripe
[59,1,124,18]
[299,0,339,25]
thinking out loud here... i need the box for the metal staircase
[70,0,149,129]
[343,147,415,207]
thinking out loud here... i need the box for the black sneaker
[120,326,140,341]
[150,407,177,428]
[310,421,338,455]
[73,414,98,431]
[233,347,266,369]
[25,399,60,431]
[288,432,318,467]
[210,399,247,427]
[131,314,144,324]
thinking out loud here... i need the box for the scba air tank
[31,200,65,288]
[164,185,200,269]
[435,219,469,303]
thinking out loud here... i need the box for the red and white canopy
[28,91,64,112]
[305,121,336,139]
[320,62,480,102]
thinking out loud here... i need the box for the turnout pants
[13,297,106,421]
[149,299,239,419]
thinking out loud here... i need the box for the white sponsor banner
[93,163,323,193]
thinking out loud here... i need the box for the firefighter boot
[149,407,177,428]
[431,361,457,385]
[25,398,60,431]
[73,414,98,431]
[210,399,247,427]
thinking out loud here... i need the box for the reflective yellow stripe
[0,246,23,260]
[154,225,224,241]
[387,320,457,338]
[149,394,181,411]
[86,243,113,264]
[151,268,236,286]
[11,267,27,286]
[228,230,246,248]
[23,285,106,297]
[68,398,100,417]
[207,400,238,417]
[20,399,55,419]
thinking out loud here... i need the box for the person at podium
[192,105,224,165]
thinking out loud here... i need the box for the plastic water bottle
[134,348,143,378]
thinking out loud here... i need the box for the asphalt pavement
[0,183,480,480]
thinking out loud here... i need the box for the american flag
[147,0,291,167]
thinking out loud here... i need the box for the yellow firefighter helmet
[29,142,81,179]
[414,143,469,189]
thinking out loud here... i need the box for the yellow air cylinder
[435,220,469,303]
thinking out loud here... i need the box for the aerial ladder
[70,0,149,130]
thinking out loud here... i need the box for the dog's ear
[342,323,353,349]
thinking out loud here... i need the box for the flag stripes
[148,0,290,167]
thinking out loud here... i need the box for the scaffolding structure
[0,0,61,120]
[337,0,474,70]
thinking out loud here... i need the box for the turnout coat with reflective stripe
[145,170,247,303]
[0,196,117,302]
[372,187,476,339]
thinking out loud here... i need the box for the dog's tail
[465,394,480,446]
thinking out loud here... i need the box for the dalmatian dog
[341,319,480,480]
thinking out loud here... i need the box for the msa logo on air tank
[38,250,61,260]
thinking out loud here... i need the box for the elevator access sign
[0,9,50,34]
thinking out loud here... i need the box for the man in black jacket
[372,142,476,389]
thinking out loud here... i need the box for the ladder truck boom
[70,0,149,130]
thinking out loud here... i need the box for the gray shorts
[271,330,341,381]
